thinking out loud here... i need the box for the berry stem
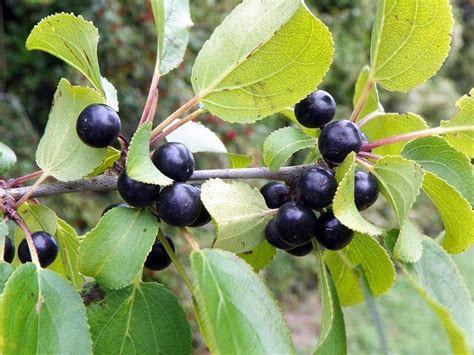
[14,215,41,267]
[357,151,381,161]
[157,232,194,293]
[150,95,202,140]
[150,108,207,146]
[180,228,200,251]
[350,78,375,123]
[362,125,474,151]
[14,172,48,207]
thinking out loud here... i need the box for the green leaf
[422,173,474,254]
[15,203,58,239]
[361,112,428,156]
[152,0,192,75]
[263,127,316,171]
[190,249,294,354]
[386,233,474,354]
[402,136,473,205]
[441,89,474,157]
[126,122,173,186]
[0,263,14,294]
[353,66,382,120]
[36,79,107,181]
[55,218,83,289]
[166,120,227,153]
[87,281,192,354]
[323,233,396,306]
[314,246,347,355]
[78,207,159,289]
[26,13,104,95]
[333,153,383,236]
[373,156,424,262]
[227,153,253,168]
[0,263,92,354]
[239,240,276,273]
[88,147,121,177]
[280,108,319,137]
[370,0,453,92]
[192,0,334,123]
[0,142,17,175]
[201,179,273,253]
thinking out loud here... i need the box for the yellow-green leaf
[370,0,453,92]
[192,0,334,123]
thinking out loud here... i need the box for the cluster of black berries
[3,231,58,268]
[262,90,378,256]
[75,104,211,272]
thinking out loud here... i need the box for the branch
[1,165,315,200]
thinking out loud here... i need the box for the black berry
[3,237,14,263]
[354,171,379,211]
[318,120,363,163]
[76,104,121,148]
[157,183,202,227]
[152,142,195,182]
[286,241,314,257]
[297,167,337,209]
[295,90,336,128]
[117,171,161,208]
[274,202,317,246]
[315,211,353,250]
[18,231,58,267]
[260,182,290,209]
[145,236,175,271]
[101,202,129,216]
[264,218,293,250]
[188,186,211,227]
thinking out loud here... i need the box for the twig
[350,78,374,122]
[1,165,315,200]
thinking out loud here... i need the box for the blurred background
[1,0,473,353]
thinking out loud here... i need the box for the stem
[362,126,474,151]
[2,165,315,200]
[150,95,202,140]
[10,170,43,186]
[358,266,390,355]
[357,151,381,161]
[180,228,200,251]
[15,217,41,267]
[139,61,161,125]
[14,173,48,207]
[350,78,374,122]
[357,111,380,128]
[158,232,194,293]
[150,108,206,146]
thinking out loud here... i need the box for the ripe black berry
[260,182,290,209]
[315,211,353,250]
[152,142,195,182]
[76,104,121,148]
[145,236,175,271]
[274,202,317,246]
[188,186,211,227]
[295,90,336,128]
[354,171,379,211]
[286,241,314,257]
[318,120,363,163]
[18,231,58,267]
[157,183,202,227]
[117,171,161,208]
[297,167,337,209]
[101,202,129,216]
[265,218,293,250]
[3,237,14,263]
